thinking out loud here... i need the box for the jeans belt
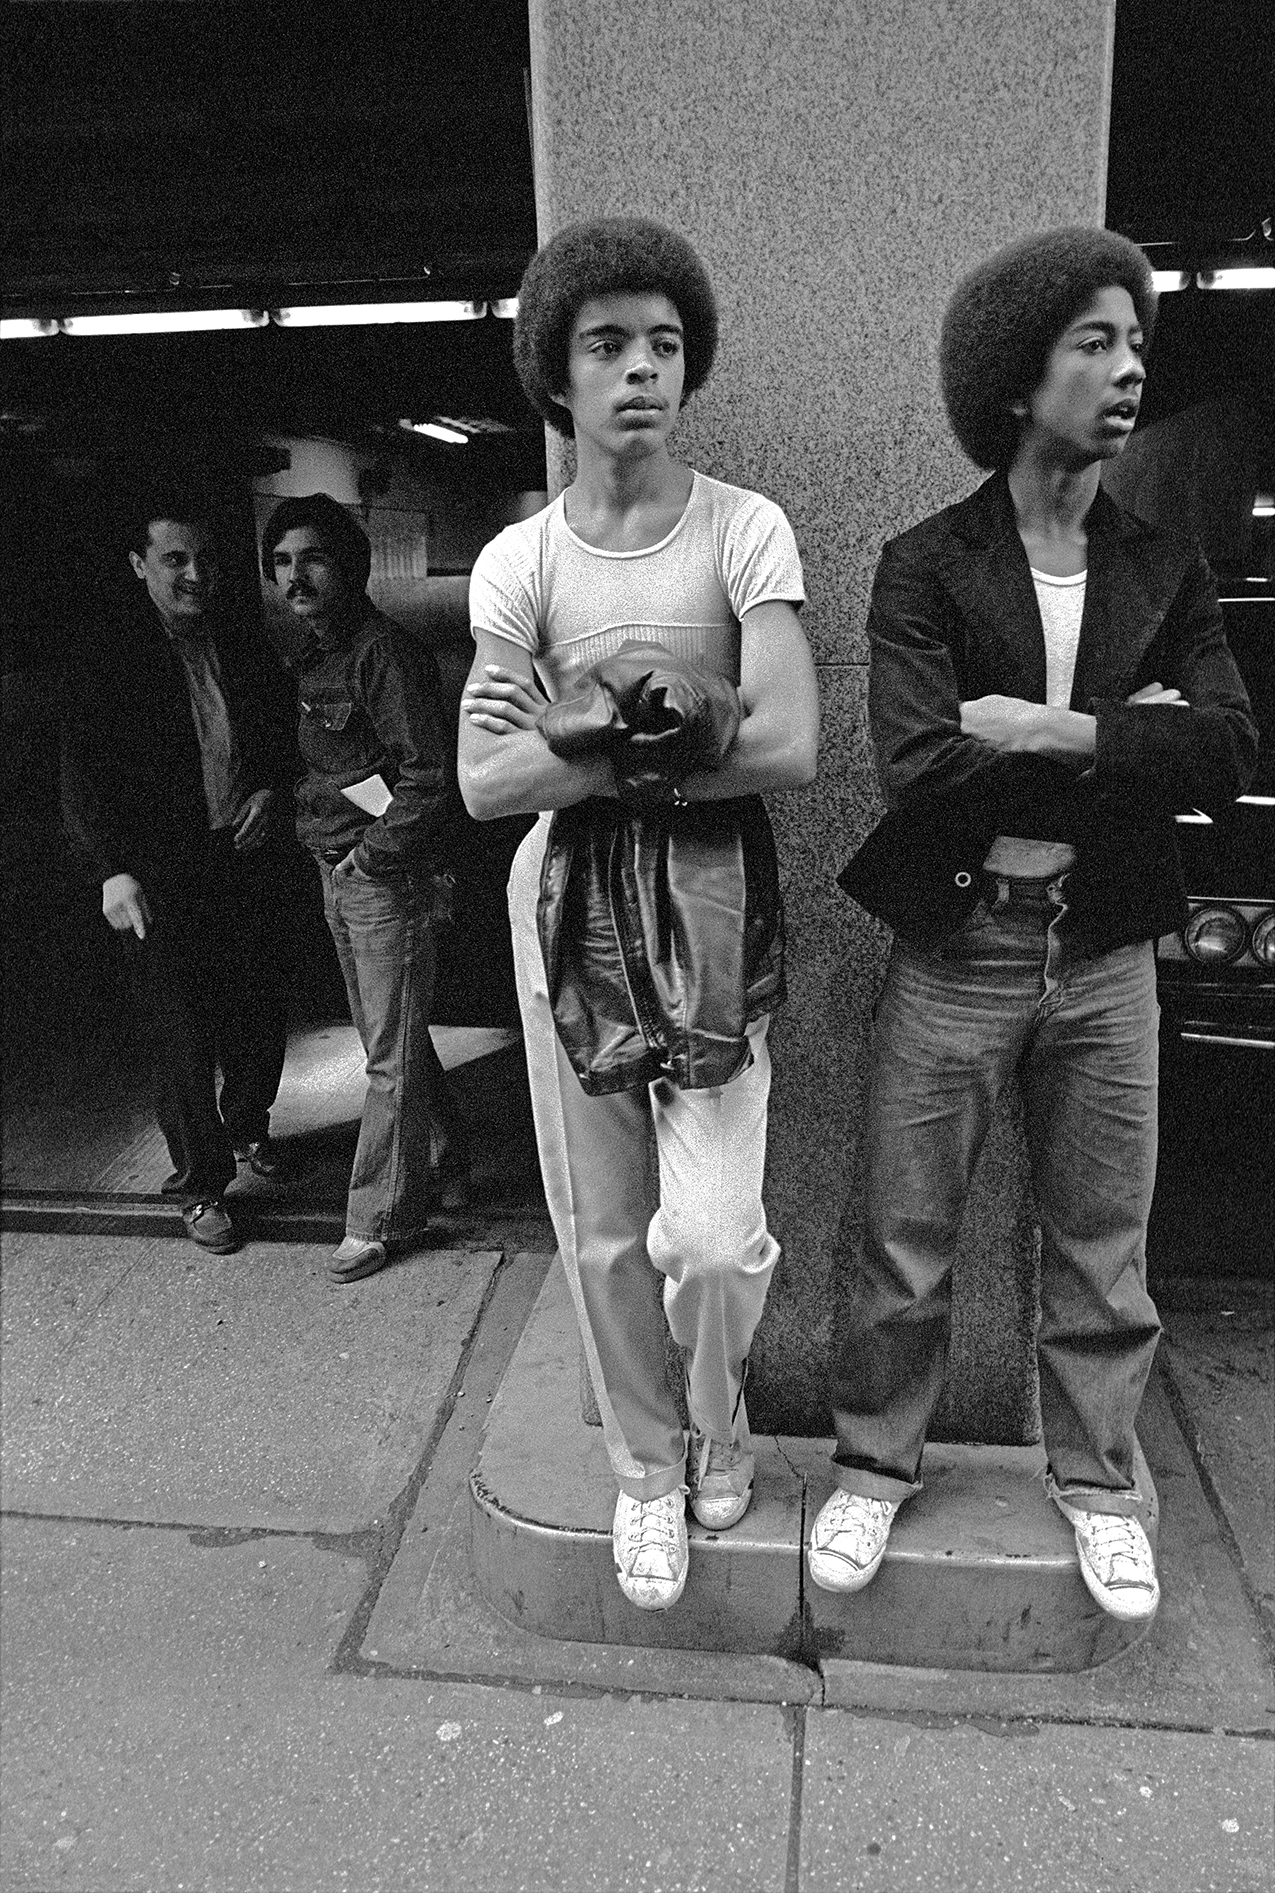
[978,869,1068,909]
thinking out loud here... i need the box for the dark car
[1155,587,1275,1057]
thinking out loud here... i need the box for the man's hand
[102,873,151,940]
[463,664,550,734]
[232,787,273,853]
[1127,681,1189,709]
[960,694,1097,762]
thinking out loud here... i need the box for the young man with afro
[815,227,1257,1622]
[460,217,818,1610]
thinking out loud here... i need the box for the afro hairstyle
[939,226,1157,470]
[513,216,719,437]
[260,492,372,596]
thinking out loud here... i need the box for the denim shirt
[293,607,452,876]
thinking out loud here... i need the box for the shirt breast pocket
[300,696,354,732]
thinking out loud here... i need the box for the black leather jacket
[840,474,1258,956]
[538,793,785,1094]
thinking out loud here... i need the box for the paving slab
[1159,1288,1274,1641]
[799,1709,1274,1893]
[366,1249,818,1703]
[469,1261,1154,1670]
[469,1257,811,1653]
[375,1484,821,1708]
[800,1435,1155,1673]
[820,1367,1275,1731]
[0,1232,500,1532]
[0,1516,795,1893]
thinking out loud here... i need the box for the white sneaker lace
[1079,1513,1153,1586]
[618,1493,685,1575]
[701,1438,744,1479]
[818,1493,894,1556]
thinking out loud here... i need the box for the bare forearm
[460,731,614,820]
[1023,706,1096,761]
[680,704,819,800]
[960,695,1096,766]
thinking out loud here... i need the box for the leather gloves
[537,639,742,806]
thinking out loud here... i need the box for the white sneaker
[807,1490,898,1593]
[1071,1509,1160,1621]
[613,1489,689,1610]
[688,1431,755,1530]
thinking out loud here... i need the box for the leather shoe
[182,1199,239,1254]
[234,1137,285,1179]
[329,1235,388,1284]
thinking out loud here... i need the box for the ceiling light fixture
[273,300,487,328]
[1150,270,1189,293]
[59,309,268,336]
[490,299,519,319]
[1196,267,1275,291]
[0,317,60,340]
[400,419,469,445]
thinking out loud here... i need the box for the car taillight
[1183,905,1249,963]
[1252,912,1275,968]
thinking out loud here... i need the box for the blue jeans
[318,861,464,1244]
[831,881,1162,1520]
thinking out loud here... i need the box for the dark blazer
[61,597,296,891]
[840,473,1258,957]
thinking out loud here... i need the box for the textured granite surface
[531,0,1115,1440]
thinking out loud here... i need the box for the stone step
[469,1261,1157,1672]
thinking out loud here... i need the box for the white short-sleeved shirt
[468,470,805,700]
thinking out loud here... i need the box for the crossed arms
[458,599,819,821]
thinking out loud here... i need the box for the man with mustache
[62,486,294,1253]
[262,492,466,1284]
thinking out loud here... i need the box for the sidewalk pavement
[1,1228,1271,1892]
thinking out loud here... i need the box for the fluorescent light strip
[273,300,486,327]
[1197,267,1275,291]
[1237,795,1275,807]
[491,298,519,319]
[405,420,469,446]
[1151,270,1189,292]
[60,309,268,336]
[0,317,59,340]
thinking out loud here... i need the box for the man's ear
[128,551,146,581]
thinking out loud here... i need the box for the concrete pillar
[528,0,1116,1444]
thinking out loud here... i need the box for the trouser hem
[831,1465,922,1507]
[614,1461,688,1503]
[1047,1475,1152,1524]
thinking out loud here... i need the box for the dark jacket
[61,597,295,889]
[293,607,453,876]
[538,794,785,1095]
[839,474,1258,956]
